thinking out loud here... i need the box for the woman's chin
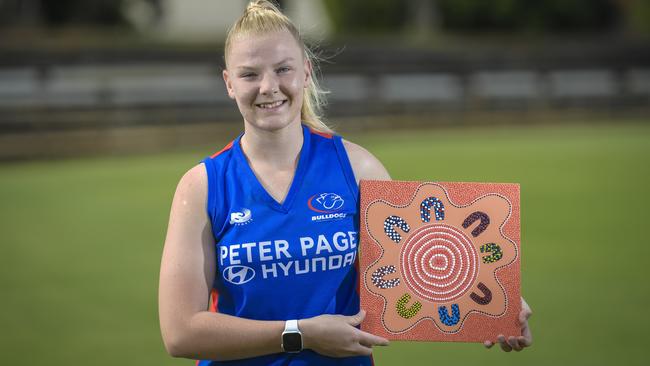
[247,117,300,132]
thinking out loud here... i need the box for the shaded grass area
[0,122,648,365]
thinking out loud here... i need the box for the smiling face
[223,30,310,133]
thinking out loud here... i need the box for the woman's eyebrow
[235,57,296,71]
[274,57,295,66]
[236,65,257,71]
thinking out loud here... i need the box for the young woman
[158,1,532,365]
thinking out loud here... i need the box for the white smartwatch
[281,319,303,353]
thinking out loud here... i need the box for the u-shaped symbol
[438,304,461,326]
[420,196,445,222]
[470,282,492,305]
[462,211,490,237]
[480,243,503,264]
[397,293,422,319]
[384,215,410,243]
[371,265,400,289]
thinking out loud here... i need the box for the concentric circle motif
[400,224,479,302]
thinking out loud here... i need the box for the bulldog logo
[308,193,345,213]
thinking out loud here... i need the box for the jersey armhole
[333,135,359,204]
[201,157,222,240]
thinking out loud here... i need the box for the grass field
[1,121,649,365]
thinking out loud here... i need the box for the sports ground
[1,120,648,365]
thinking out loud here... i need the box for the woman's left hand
[484,297,532,352]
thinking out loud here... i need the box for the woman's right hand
[299,310,389,357]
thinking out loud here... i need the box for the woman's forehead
[227,30,303,67]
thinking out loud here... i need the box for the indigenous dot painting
[359,181,521,343]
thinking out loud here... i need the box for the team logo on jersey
[229,208,252,225]
[223,265,255,285]
[308,193,344,213]
[308,193,347,222]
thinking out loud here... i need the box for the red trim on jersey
[210,141,234,158]
[310,128,333,139]
[210,288,219,312]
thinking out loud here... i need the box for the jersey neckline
[232,124,311,213]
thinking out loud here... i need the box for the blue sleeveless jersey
[198,124,370,366]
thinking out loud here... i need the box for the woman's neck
[240,121,303,169]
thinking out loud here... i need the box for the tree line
[1,0,649,35]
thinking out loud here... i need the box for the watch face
[282,332,302,352]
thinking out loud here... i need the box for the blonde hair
[225,0,332,134]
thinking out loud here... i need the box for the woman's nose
[259,73,279,95]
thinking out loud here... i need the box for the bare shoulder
[172,163,208,209]
[163,163,212,252]
[342,139,391,183]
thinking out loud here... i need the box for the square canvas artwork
[359,180,521,342]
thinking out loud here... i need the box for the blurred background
[0,0,648,365]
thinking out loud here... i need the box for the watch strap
[284,319,299,332]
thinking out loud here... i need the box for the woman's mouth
[256,100,287,110]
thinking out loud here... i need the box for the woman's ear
[303,58,312,87]
[223,69,236,99]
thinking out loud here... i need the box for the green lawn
[1,121,648,365]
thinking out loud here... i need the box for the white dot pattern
[420,196,445,222]
[371,265,400,289]
[400,224,478,302]
[384,215,411,243]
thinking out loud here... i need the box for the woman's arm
[158,164,388,361]
[342,140,391,182]
[159,164,284,360]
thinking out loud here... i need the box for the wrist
[297,318,311,350]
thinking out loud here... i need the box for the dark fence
[1,40,649,159]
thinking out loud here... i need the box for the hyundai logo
[223,265,255,285]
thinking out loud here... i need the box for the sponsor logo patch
[219,232,359,281]
[229,208,252,225]
[223,265,255,285]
